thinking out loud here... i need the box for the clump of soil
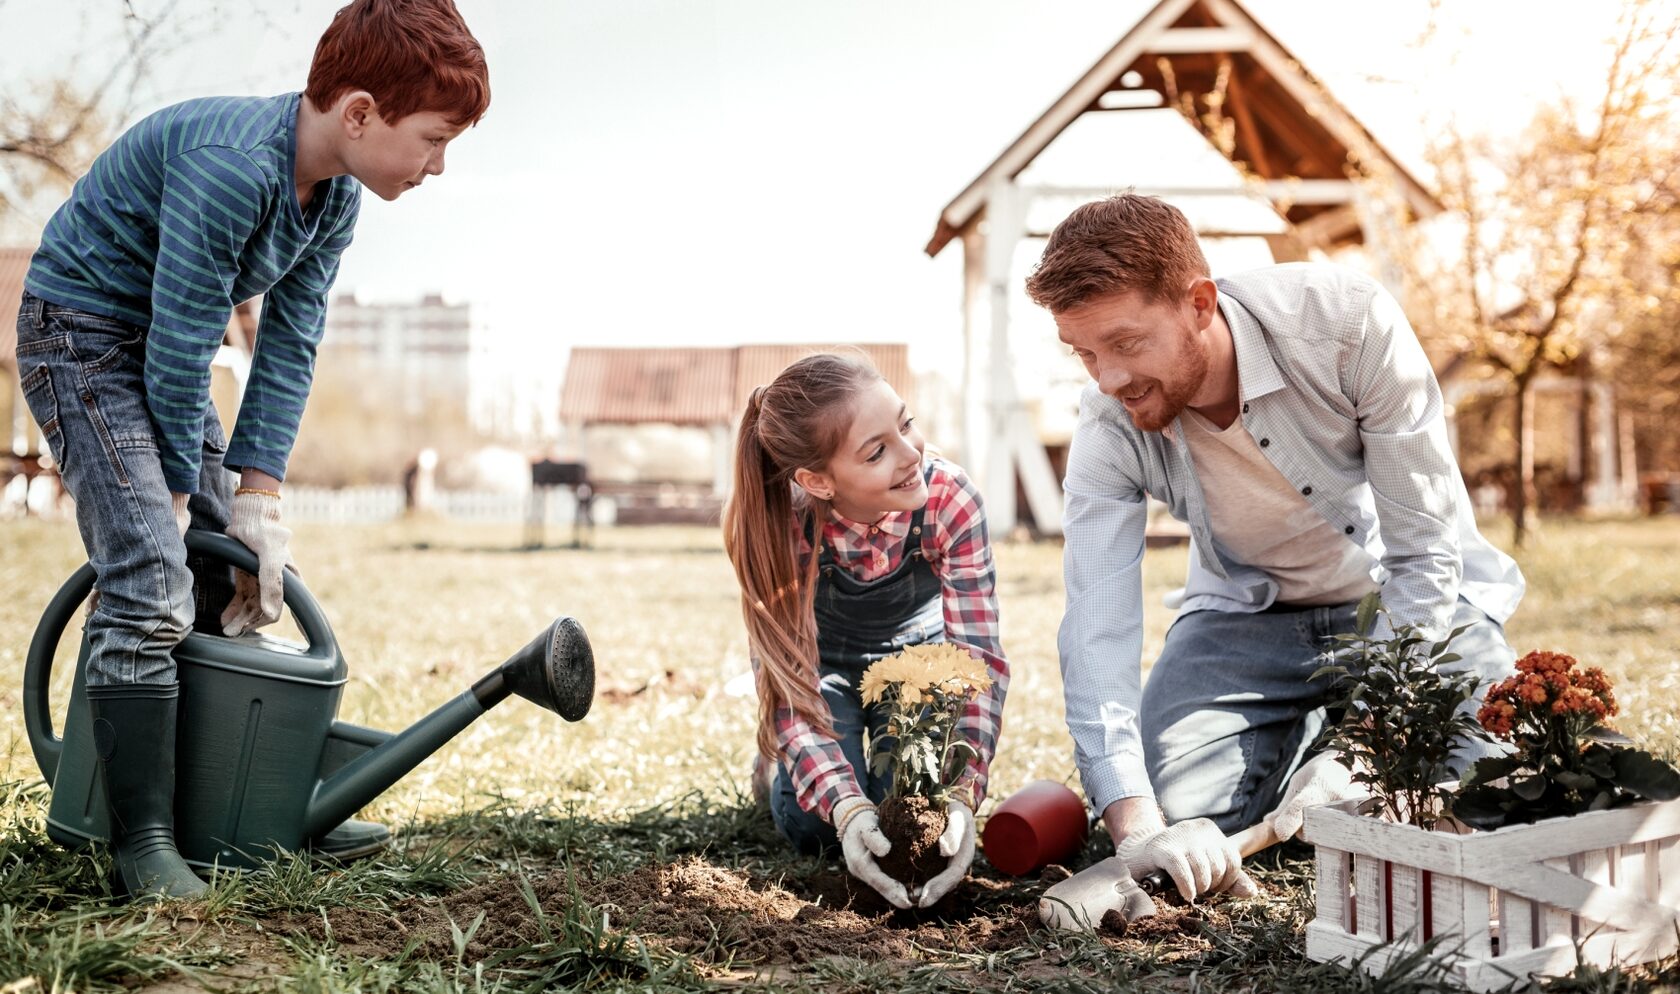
[876,795,947,886]
[283,852,1230,974]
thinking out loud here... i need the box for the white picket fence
[283,485,616,526]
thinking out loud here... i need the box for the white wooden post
[974,180,1065,536]
[984,180,1023,535]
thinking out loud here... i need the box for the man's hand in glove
[221,488,296,636]
[1116,817,1258,904]
[1264,751,1369,840]
[833,796,912,910]
[915,798,974,907]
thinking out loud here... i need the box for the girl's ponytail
[722,357,879,758]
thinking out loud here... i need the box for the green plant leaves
[1611,747,1680,801]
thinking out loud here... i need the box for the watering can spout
[470,617,596,721]
[303,617,594,840]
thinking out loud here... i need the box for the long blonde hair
[722,353,882,758]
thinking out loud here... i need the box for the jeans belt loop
[28,294,46,330]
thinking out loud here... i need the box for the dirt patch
[286,854,1233,972]
[876,796,948,886]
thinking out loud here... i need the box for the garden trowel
[1038,820,1279,931]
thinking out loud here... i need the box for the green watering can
[23,531,595,870]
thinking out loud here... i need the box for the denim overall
[770,466,945,854]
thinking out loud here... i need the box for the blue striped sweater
[26,92,360,493]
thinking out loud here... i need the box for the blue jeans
[770,669,892,855]
[1140,597,1515,832]
[15,293,235,687]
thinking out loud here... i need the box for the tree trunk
[1512,378,1538,547]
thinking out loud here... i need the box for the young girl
[723,353,1009,909]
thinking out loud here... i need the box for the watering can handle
[22,530,339,786]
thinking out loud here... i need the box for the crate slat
[1391,862,1420,941]
[1499,891,1535,955]
[1315,847,1348,929]
[1541,856,1575,944]
[1353,854,1383,939]
[1306,796,1680,987]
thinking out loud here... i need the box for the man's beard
[1127,328,1209,432]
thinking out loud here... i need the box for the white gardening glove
[1116,817,1258,904]
[220,490,296,636]
[833,796,913,910]
[1264,751,1369,840]
[916,799,975,908]
[171,491,191,537]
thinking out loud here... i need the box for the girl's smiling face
[794,378,926,522]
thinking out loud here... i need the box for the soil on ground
[876,795,948,887]
[283,852,1233,973]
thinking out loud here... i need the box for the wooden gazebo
[926,0,1441,534]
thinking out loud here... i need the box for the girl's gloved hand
[916,798,974,907]
[221,490,297,636]
[833,796,913,910]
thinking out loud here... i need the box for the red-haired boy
[14,0,490,900]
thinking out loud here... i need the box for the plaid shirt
[1061,264,1525,815]
[775,456,1009,820]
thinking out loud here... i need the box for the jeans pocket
[18,363,67,472]
[56,308,145,372]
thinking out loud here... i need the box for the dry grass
[2,514,1679,992]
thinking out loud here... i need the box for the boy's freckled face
[351,110,466,201]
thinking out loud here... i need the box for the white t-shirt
[1178,406,1379,606]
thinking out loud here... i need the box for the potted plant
[859,641,992,888]
[1310,593,1493,829]
[1301,596,1680,991]
[1452,650,1680,829]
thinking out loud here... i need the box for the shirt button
[1301,485,1313,496]
[1242,403,1250,414]
[1344,525,1355,535]
[1259,438,1270,448]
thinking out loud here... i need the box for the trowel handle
[1137,819,1281,895]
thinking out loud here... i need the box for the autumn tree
[1405,0,1680,546]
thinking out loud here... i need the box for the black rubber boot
[87,684,209,901]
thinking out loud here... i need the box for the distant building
[322,292,473,415]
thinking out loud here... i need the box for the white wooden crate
[1302,796,1680,991]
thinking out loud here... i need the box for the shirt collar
[827,505,912,543]
[1215,283,1288,404]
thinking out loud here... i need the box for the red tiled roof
[559,344,913,426]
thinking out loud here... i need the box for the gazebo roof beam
[1147,25,1255,53]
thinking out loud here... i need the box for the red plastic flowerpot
[981,779,1090,877]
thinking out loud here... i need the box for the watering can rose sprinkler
[24,531,595,877]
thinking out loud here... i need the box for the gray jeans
[15,293,236,687]
[1140,596,1515,832]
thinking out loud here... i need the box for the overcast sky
[0,0,1627,373]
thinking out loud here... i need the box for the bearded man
[1027,194,1524,904]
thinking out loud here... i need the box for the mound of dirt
[876,796,949,887]
[287,854,1227,971]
